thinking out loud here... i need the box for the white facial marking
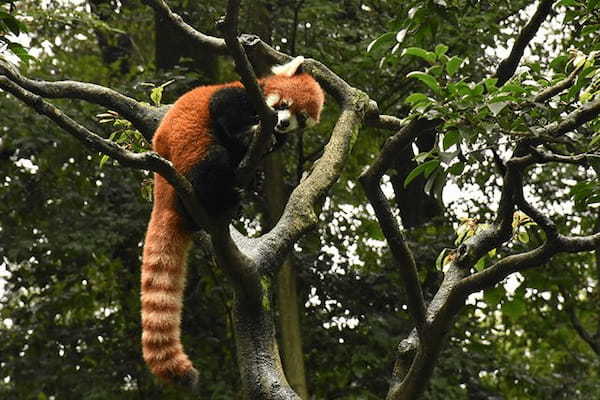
[265,93,280,108]
[275,109,299,133]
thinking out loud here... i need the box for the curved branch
[141,0,227,54]
[362,118,441,180]
[514,179,558,240]
[495,0,556,87]
[359,119,441,333]
[241,90,370,270]
[0,59,164,141]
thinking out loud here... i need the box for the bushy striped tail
[140,207,198,387]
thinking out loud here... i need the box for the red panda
[141,56,324,386]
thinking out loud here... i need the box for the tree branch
[538,98,600,138]
[245,92,369,272]
[359,119,441,333]
[560,286,600,356]
[217,0,277,187]
[513,169,558,240]
[141,0,228,54]
[534,62,584,103]
[495,0,556,87]
[0,59,164,141]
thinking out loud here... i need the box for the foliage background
[1,0,599,399]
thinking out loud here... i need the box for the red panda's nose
[277,120,290,129]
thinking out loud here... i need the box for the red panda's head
[261,56,325,134]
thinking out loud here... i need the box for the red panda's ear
[271,56,305,77]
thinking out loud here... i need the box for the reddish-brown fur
[141,71,323,385]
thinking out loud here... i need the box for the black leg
[186,144,240,218]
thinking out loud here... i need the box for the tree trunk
[263,152,310,399]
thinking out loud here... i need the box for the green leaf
[7,42,30,63]
[448,162,465,176]
[549,55,568,71]
[99,154,110,168]
[2,13,20,35]
[502,298,527,319]
[402,47,437,64]
[435,44,449,57]
[414,151,431,162]
[559,0,583,5]
[150,86,164,106]
[484,78,499,93]
[472,83,485,96]
[405,93,430,104]
[446,56,463,76]
[581,24,600,35]
[455,223,469,245]
[517,230,530,244]
[487,101,508,116]
[474,257,487,271]
[435,248,448,270]
[367,32,396,53]
[406,71,441,94]
[443,130,460,150]
[590,133,600,148]
[483,286,506,309]
[404,159,440,187]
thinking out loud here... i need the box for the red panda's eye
[275,102,289,110]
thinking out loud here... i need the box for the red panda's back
[153,82,243,174]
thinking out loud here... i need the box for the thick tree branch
[495,0,556,87]
[359,119,441,333]
[387,263,468,400]
[0,59,163,141]
[537,98,600,138]
[243,92,369,272]
[384,144,535,399]
[534,62,584,103]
